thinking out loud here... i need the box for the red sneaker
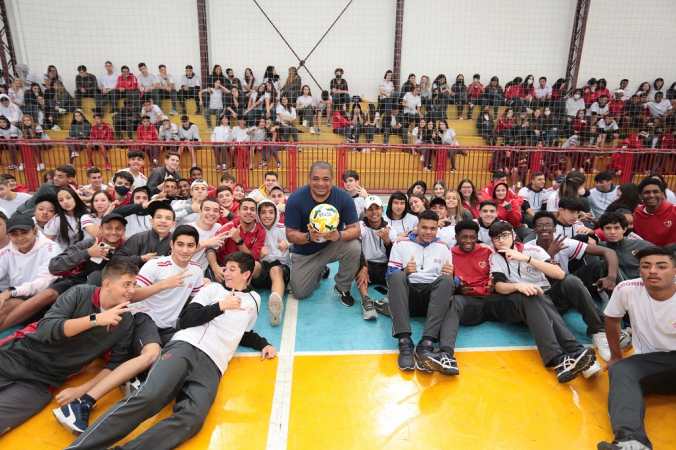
[84,162,94,169]
[105,162,113,170]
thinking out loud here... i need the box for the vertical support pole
[392,0,405,90]
[565,0,591,90]
[196,0,210,88]
[0,0,18,85]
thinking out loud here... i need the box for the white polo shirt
[645,99,673,117]
[100,72,119,90]
[141,105,163,124]
[108,168,147,188]
[489,243,551,288]
[157,74,175,88]
[186,221,220,269]
[402,92,421,114]
[138,73,157,89]
[132,256,204,329]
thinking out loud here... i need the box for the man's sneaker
[119,375,142,396]
[582,360,602,378]
[51,125,61,130]
[302,120,308,127]
[309,127,315,134]
[419,352,460,376]
[71,151,79,158]
[334,286,355,307]
[620,329,632,351]
[277,162,282,169]
[326,119,331,126]
[321,265,331,279]
[85,162,94,169]
[414,340,435,372]
[316,127,322,134]
[361,296,377,321]
[268,292,284,327]
[170,109,177,116]
[216,164,221,171]
[597,440,650,450]
[397,338,415,371]
[592,332,611,362]
[374,297,391,317]
[53,400,94,435]
[37,163,45,171]
[17,164,23,171]
[554,348,596,383]
[105,162,112,170]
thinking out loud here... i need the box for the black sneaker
[374,297,391,316]
[53,400,94,435]
[554,347,596,383]
[414,340,435,372]
[398,338,415,371]
[321,265,331,279]
[334,286,355,307]
[597,440,650,450]
[419,351,460,376]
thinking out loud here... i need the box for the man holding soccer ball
[285,161,362,307]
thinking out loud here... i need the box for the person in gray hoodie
[0,259,136,435]
[589,171,618,217]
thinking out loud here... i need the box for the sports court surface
[1,262,674,449]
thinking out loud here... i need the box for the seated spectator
[0,94,22,127]
[263,81,278,121]
[8,77,25,111]
[284,162,361,302]
[427,88,447,122]
[32,195,56,233]
[135,115,159,167]
[382,103,407,146]
[477,106,496,145]
[155,64,178,115]
[112,202,175,267]
[112,98,136,140]
[432,74,452,107]
[78,166,105,200]
[140,98,162,125]
[43,64,62,90]
[0,259,137,435]
[644,91,674,124]
[245,116,266,168]
[465,74,486,120]
[458,178,483,219]
[330,68,350,113]
[341,169,368,216]
[350,103,365,147]
[495,107,515,142]
[296,85,315,133]
[280,67,302,104]
[378,70,396,116]
[200,80,225,132]
[314,89,332,133]
[386,209,455,372]
[491,181,530,241]
[244,83,266,127]
[429,197,457,248]
[118,186,153,237]
[0,115,22,170]
[633,177,676,246]
[608,90,626,126]
[401,85,422,129]
[216,185,239,225]
[363,103,378,150]
[386,191,418,237]
[211,114,232,171]
[115,65,141,114]
[546,170,590,216]
[95,61,119,116]
[225,87,246,119]
[518,172,553,226]
[44,187,91,248]
[595,212,653,281]
[157,114,178,148]
[550,78,568,117]
[408,193,429,217]
[333,103,359,144]
[598,246,676,450]
[16,164,75,215]
[74,65,99,110]
[438,119,464,172]
[517,75,535,108]
[176,115,200,168]
[590,171,618,217]
[533,76,552,109]
[23,83,42,122]
[276,95,299,142]
[178,65,200,114]
[554,196,597,242]
[66,109,91,165]
[445,189,473,223]
[87,113,113,169]
[81,190,114,236]
[230,117,251,168]
[0,177,30,215]
[136,62,159,106]
[566,88,586,119]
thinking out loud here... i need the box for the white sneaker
[516,182,522,189]
[423,167,431,172]
[58,108,67,114]
[302,120,308,128]
[582,361,601,378]
[420,156,424,162]
[268,292,284,327]
[363,148,371,152]
[51,125,61,130]
[18,163,23,171]
[309,127,315,134]
[592,332,611,362]
[37,163,45,171]
[71,151,79,158]
[216,164,221,171]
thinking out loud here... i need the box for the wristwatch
[305,232,311,242]
[89,313,98,327]
[235,239,244,246]
[8,287,17,297]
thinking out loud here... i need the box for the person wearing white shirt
[186,198,225,268]
[0,179,30,216]
[379,70,396,116]
[401,86,422,130]
[199,80,225,131]
[611,79,631,101]
[314,90,332,134]
[438,120,463,172]
[534,77,553,109]
[136,63,159,105]
[296,85,316,133]
[386,209,456,373]
[153,64,178,115]
[565,89,586,117]
[276,95,298,142]
[65,252,276,450]
[599,246,676,450]
[211,115,232,171]
[97,61,119,116]
[644,91,674,123]
[178,65,201,114]
[140,98,163,125]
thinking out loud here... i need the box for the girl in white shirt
[566,89,586,118]
[276,95,298,142]
[439,119,462,172]
[264,82,277,120]
[8,78,25,108]
[244,83,267,126]
[211,115,233,171]
[82,190,115,237]
[44,187,91,248]
[379,70,396,115]
[296,85,316,133]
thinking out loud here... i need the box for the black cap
[430,197,447,208]
[100,213,127,226]
[148,200,173,217]
[6,214,37,232]
[132,186,151,198]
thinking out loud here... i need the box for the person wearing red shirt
[634,177,676,247]
[115,65,141,113]
[216,185,239,225]
[206,198,265,283]
[504,77,527,110]
[608,90,626,128]
[136,115,160,168]
[332,104,359,143]
[87,113,113,169]
[491,182,524,229]
[466,74,485,120]
[516,75,535,107]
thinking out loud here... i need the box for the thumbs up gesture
[220,287,246,311]
[441,258,454,277]
[404,255,418,275]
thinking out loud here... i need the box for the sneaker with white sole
[419,351,460,376]
[119,375,142,397]
[51,125,61,130]
[620,329,632,351]
[309,127,315,134]
[414,340,435,372]
[398,338,415,371]
[597,440,651,450]
[71,151,79,158]
[554,347,596,383]
[374,297,390,316]
[268,292,284,327]
[334,286,355,307]
[361,296,377,321]
[53,400,94,435]
[582,360,602,378]
[302,120,308,127]
[592,332,611,362]
[37,163,45,171]
[17,164,23,171]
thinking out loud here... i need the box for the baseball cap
[190,179,209,189]
[100,213,128,226]
[6,214,37,233]
[430,197,447,208]
[162,115,170,122]
[555,174,565,184]
[269,184,285,194]
[364,195,382,209]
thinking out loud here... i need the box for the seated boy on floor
[253,199,291,327]
[65,252,277,450]
[356,195,398,321]
[0,259,137,436]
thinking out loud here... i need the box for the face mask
[573,94,581,100]
[520,114,527,118]
[457,80,463,84]
[115,186,130,196]
[335,74,342,79]
[527,79,533,85]
[544,111,551,116]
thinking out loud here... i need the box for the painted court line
[265,293,299,450]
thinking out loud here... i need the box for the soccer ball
[309,204,340,234]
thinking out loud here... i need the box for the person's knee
[561,274,584,292]
[387,270,407,287]
[269,265,283,280]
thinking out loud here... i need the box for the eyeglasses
[492,232,513,241]
[534,223,555,229]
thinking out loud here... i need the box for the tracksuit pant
[66,340,221,450]
[0,378,52,435]
[546,274,605,336]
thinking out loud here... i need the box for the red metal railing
[3,139,676,193]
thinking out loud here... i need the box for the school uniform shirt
[100,72,119,90]
[125,214,151,238]
[379,80,395,95]
[0,231,61,297]
[138,73,157,90]
[132,256,204,329]
[402,92,421,114]
[296,95,315,109]
[213,219,266,263]
[518,185,553,212]
[44,215,92,248]
[108,168,147,189]
[141,105,163,124]
[257,200,291,266]
[605,280,676,354]
[172,282,260,375]
[230,126,250,142]
[181,74,200,89]
[0,192,31,216]
[208,89,224,109]
[276,105,297,121]
[211,125,233,142]
[116,74,138,91]
[554,221,585,240]
[436,223,457,248]
[157,73,175,89]
[452,245,493,296]
[634,201,676,247]
[587,102,609,117]
[359,218,397,264]
[90,123,114,141]
[186,222,220,269]
[352,194,365,217]
[474,218,506,249]
[589,185,618,217]
[314,93,331,110]
[80,214,101,232]
[545,191,561,212]
[387,234,452,284]
[489,242,551,288]
[645,98,673,117]
[387,214,418,237]
[177,124,201,141]
[543,238,587,274]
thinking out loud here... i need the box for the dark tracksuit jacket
[0,284,133,390]
[48,237,120,278]
[111,229,172,267]
[600,238,654,280]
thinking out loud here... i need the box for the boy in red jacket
[634,177,676,246]
[87,113,113,169]
[136,115,160,168]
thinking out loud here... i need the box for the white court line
[292,344,594,357]
[265,293,299,450]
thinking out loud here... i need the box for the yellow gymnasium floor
[1,262,675,449]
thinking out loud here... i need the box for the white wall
[577,0,676,93]
[208,0,396,102]
[400,0,576,88]
[6,0,201,93]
